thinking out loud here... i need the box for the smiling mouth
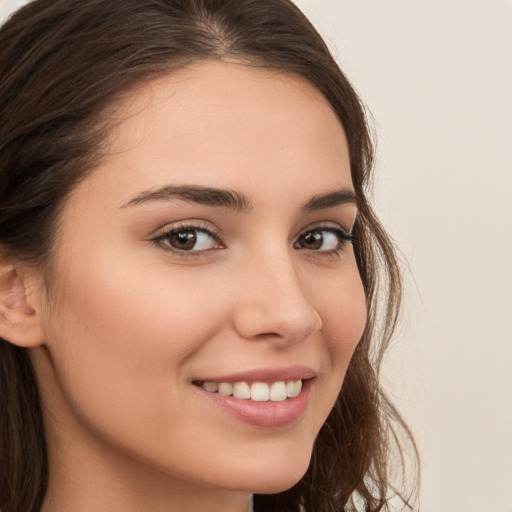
[193,380,303,402]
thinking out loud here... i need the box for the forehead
[108,59,344,142]
[79,59,352,210]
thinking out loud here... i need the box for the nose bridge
[233,245,322,343]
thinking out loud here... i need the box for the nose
[231,251,322,345]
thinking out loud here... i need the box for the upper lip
[193,365,316,384]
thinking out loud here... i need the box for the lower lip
[194,379,313,428]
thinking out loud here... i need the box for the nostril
[233,301,322,345]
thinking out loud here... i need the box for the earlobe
[0,261,45,347]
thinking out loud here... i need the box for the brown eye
[295,228,352,252]
[155,228,219,252]
[168,230,198,250]
[298,231,324,250]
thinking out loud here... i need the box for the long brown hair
[0,1,418,511]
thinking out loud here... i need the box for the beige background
[2,1,511,510]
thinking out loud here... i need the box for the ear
[0,259,45,347]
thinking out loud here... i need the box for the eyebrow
[122,184,357,212]
[121,185,252,212]
[302,188,358,211]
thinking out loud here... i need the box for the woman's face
[33,61,366,498]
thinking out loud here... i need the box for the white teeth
[233,381,251,399]
[201,379,303,402]
[218,382,233,396]
[269,381,287,401]
[251,382,270,401]
[202,381,218,393]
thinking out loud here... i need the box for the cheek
[42,249,229,427]
[319,268,367,366]
[303,262,367,430]
[40,253,242,478]
[51,248,226,361]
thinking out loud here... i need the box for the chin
[223,448,312,495]
[248,472,307,495]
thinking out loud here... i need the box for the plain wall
[1,1,511,511]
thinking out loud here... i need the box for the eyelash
[151,222,223,257]
[294,225,354,255]
[151,223,355,257]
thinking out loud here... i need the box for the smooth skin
[0,60,367,512]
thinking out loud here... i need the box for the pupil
[174,231,196,249]
[304,231,322,249]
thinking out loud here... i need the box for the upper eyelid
[295,225,354,243]
[296,221,353,237]
[150,224,223,257]
[151,220,222,240]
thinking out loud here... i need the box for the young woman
[0,1,417,511]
